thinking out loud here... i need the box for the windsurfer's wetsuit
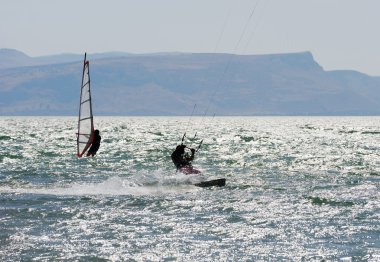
[87,130,101,157]
[171,145,195,170]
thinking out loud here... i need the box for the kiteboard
[194,178,226,188]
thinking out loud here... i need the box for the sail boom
[79,116,92,121]
[80,98,91,105]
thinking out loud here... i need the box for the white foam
[0,174,200,197]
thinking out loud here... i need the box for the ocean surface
[0,116,379,261]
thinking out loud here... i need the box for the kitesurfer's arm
[185,148,195,162]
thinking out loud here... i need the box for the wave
[0,174,202,197]
[239,135,255,142]
[361,131,380,135]
[299,125,318,130]
[305,196,355,207]
[339,130,359,134]
[0,153,24,162]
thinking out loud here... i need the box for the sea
[0,116,379,261]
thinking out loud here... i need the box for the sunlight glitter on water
[0,116,380,260]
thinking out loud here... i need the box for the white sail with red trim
[77,53,94,157]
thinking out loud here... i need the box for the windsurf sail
[77,53,94,157]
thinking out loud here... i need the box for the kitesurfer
[87,129,101,157]
[171,144,199,174]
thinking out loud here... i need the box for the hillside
[1,49,380,116]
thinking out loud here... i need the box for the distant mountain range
[1,48,380,116]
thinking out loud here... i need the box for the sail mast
[77,52,94,157]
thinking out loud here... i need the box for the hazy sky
[1,0,380,75]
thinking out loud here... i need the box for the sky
[1,0,380,75]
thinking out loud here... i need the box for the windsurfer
[87,129,101,157]
[171,144,200,174]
